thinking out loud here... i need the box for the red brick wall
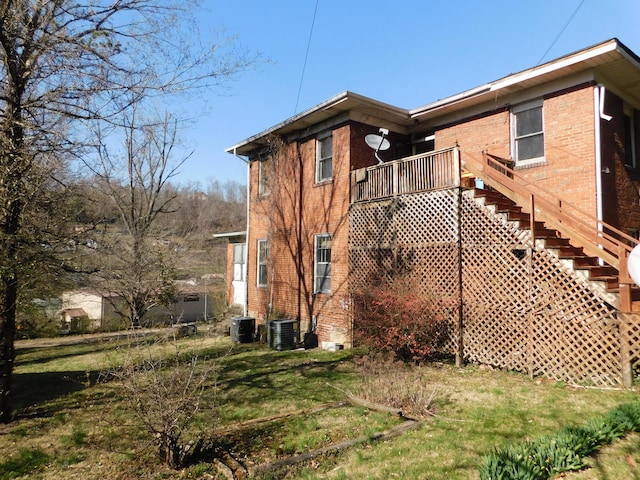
[539,87,597,217]
[246,154,271,323]
[350,122,412,169]
[600,90,640,235]
[436,85,599,219]
[245,124,354,346]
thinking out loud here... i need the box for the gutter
[594,85,610,257]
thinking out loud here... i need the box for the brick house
[226,38,640,384]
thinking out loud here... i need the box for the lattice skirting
[349,188,637,387]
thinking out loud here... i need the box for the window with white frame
[257,239,268,287]
[511,100,545,166]
[258,159,270,196]
[232,243,246,282]
[316,133,332,182]
[314,234,331,294]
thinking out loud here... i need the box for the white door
[232,243,247,305]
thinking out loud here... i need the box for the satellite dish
[628,244,640,287]
[365,128,390,164]
[365,134,390,151]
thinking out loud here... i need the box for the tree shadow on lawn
[10,369,102,419]
[217,348,353,411]
[14,334,163,368]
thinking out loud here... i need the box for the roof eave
[409,38,632,122]
[226,91,410,157]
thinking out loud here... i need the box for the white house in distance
[60,290,122,331]
[60,285,215,332]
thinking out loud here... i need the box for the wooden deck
[350,147,460,203]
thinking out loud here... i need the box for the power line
[536,0,586,65]
[294,0,319,115]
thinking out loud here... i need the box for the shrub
[478,401,640,479]
[109,335,221,469]
[353,277,451,362]
[352,353,437,418]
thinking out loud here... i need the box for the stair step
[572,256,600,267]
[535,231,564,241]
[516,217,546,229]
[492,201,521,211]
[541,236,570,246]
[558,247,586,258]
[583,265,618,278]
[608,286,640,301]
[600,276,623,289]
[505,211,531,222]
[474,189,512,202]
[474,186,635,311]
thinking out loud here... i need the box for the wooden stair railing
[462,151,640,312]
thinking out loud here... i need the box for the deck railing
[350,147,460,203]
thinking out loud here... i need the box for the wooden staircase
[471,185,640,312]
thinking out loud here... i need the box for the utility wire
[294,0,319,115]
[536,0,586,65]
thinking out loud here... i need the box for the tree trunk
[0,276,18,422]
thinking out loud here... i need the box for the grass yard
[1,328,639,479]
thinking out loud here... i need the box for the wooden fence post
[456,184,464,367]
[619,312,634,388]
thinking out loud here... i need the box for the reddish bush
[353,278,451,362]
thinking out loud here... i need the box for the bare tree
[113,335,220,469]
[0,0,256,422]
[91,110,186,327]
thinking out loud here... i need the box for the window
[316,133,332,182]
[258,159,270,196]
[314,234,331,293]
[512,100,545,166]
[257,239,268,287]
[233,243,246,282]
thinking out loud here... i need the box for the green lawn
[1,329,637,479]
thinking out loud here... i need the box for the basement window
[511,100,545,167]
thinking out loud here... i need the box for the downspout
[296,141,303,330]
[232,148,250,317]
[594,85,610,235]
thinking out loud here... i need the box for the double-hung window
[512,100,545,166]
[314,234,331,294]
[258,159,270,196]
[257,239,268,288]
[316,133,332,182]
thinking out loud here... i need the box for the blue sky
[175,0,640,187]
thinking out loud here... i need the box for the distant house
[60,290,123,331]
[223,38,640,387]
[60,283,215,332]
[60,308,89,333]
